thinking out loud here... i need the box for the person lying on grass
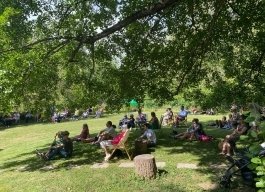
[100,127,128,162]
[36,131,73,160]
[173,118,203,140]
[137,123,157,147]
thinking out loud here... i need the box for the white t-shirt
[141,129,156,144]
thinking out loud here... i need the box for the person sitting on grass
[219,119,248,156]
[138,123,157,147]
[72,123,90,142]
[173,118,203,140]
[149,112,160,129]
[100,127,128,162]
[95,108,103,118]
[72,123,95,143]
[230,105,241,129]
[36,131,73,160]
[223,114,233,129]
[93,121,116,144]
[135,109,147,128]
[119,115,129,129]
[162,108,170,126]
[127,114,135,129]
[216,116,228,128]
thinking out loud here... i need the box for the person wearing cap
[36,131,73,160]
[138,123,156,147]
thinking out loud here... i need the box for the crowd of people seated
[50,106,103,123]
[0,112,34,127]
[35,109,161,162]
[34,103,264,164]
[216,115,230,129]
[119,114,135,129]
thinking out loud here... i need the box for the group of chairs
[85,111,189,161]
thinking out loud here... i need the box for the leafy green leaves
[0,0,264,112]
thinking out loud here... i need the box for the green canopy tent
[129,99,138,111]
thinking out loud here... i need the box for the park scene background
[0,0,265,191]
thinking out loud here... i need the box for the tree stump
[134,154,157,179]
[134,140,148,155]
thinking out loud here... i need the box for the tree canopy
[0,0,264,113]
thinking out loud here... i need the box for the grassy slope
[0,112,246,192]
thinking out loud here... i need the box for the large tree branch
[1,0,180,60]
[0,36,76,54]
[71,0,180,61]
[87,0,180,43]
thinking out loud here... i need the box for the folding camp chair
[109,129,132,160]
[174,115,188,127]
[179,116,188,127]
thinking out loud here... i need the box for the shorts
[100,140,114,149]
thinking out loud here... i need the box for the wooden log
[134,140,148,155]
[134,154,157,179]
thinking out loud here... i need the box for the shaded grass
[0,113,255,192]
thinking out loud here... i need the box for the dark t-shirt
[150,117,160,129]
[63,138,73,156]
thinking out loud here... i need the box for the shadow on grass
[155,120,254,191]
[0,118,256,191]
[0,140,106,172]
[0,122,49,131]
[0,129,137,173]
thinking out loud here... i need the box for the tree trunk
[134,154,157,179]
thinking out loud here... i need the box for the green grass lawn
[0,112,254,192]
